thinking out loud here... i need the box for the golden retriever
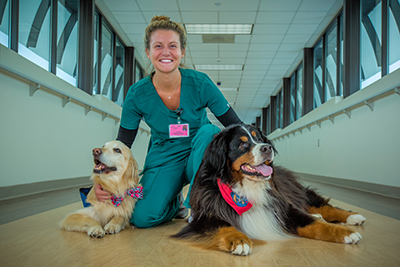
[60,140,141,238]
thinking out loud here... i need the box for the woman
[95,15,242,228]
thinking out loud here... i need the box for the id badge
[169,123,189,138]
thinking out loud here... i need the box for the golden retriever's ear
[124,154,139,183]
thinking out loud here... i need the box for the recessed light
[185,24,253,34]
[195,65,244,70]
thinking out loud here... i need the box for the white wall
[0,45,150,188]
[268,68,400,188]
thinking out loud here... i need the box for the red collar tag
[217,179,252,215]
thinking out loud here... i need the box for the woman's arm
[116,125,138,148]
[216,106,243,127]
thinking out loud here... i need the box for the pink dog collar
[217,179,252,215]
[110,186,143,207]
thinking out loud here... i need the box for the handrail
[270,85,400,141]
[1,65,154,134]
[1,65,121,124]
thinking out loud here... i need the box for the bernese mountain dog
[173,124,366,256]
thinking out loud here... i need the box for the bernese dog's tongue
[254,164,273,177]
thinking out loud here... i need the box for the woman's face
[146,29,185,75]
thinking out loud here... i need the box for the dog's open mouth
[93,159,117,174]
[241,163,273,179]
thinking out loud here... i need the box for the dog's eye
[114,148,122,154]
[239,142,249,149]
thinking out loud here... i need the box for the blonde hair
[144,15,187,51]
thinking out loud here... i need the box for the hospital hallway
[1,0,400,266]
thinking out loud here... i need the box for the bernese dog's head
[200,124,276,185]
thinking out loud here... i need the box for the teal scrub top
[121,68,230,171]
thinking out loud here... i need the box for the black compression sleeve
[116,126,138,148]
[216,107,243,127]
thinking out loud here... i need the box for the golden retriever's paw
[87,226,105,238]
[345,214,366,226]
[104,223,122,235]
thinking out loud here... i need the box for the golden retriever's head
[92,141,138,182]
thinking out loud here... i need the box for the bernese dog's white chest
[233,179,289,240]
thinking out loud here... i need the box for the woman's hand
[94,183,111,202]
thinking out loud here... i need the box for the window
[0,0,10,47]
[325,23,338,102]
[19,0,51,70]
[101,23,113,100]
[313,40,323,109]
[360,0,382,89]
[389,0,400,73]
[56,0,78,86]
[290,74,296,124]
[296,65,303,120]
[114,39,125,106]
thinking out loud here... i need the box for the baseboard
[0,177,92,201]
[297,172,400,199]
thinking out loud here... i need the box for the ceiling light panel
[218,88,238,91]
[195,65,244,70]
[185,24,253,34]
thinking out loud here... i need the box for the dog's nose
[260,144,272,154]
[93,148,102,156]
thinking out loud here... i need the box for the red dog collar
[217,179,252,215]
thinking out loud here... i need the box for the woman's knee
[130,199,178,228]
[131,210,157,228]
[193,124,220,146]
[198,124,220,136]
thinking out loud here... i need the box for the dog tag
[169,123,189,138]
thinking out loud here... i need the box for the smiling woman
[89,15,243,229]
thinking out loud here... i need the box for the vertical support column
[124,47,134,97]
[262,107,267,135]
[343,0,360,97]
[78,0,95,94]
[10,0,19,52]
[283,77,290,128]
[270,96,277,133]
[255,116,261,129]
[382,0,388,77]
[303,48,314,115]
[111,34,116,101]
[50,0,57,74]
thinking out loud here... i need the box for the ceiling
[96,0,343,126]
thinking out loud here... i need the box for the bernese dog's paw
[216,227,253,256]
[344,232,362,244]
[345,214,366,226]
[231,242,252,256]
[87,226,105,238]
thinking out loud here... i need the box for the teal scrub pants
[131,124,220,228]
